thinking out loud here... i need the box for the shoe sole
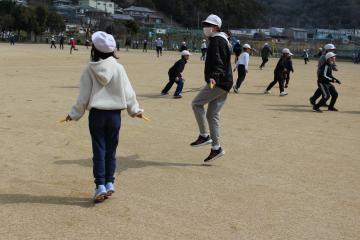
[204,150,225,162]
[312,109,322,113]
[94,193,107,203]
[190,139,213,147]
[106,190,115,197]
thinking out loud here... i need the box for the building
[283,28,308,40]
[79,0,114,15]
[123,6,163,25]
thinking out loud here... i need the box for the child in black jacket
[313,52,341,112]
[161,50,191,98]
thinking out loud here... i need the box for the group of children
[64,14,343,203]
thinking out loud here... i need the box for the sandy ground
[0,43,359,240]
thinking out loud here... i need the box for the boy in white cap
[264,48,292,96]
[50,36,56,49]
[310,43,338,106]
[155,37,164,57]
[64,31,144,203]
[259,43,272,69]
[302,49,309,64]
[313,52,341,112]
[179,41,187,52]
[200,39,207,61]
[190,14,233,162]
[161,50,191,98]
[233,44,251,93]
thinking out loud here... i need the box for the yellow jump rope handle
[209,82,214,89]
[142,115,151,122]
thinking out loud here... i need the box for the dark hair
[91,45,118,62]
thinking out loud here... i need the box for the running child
[259,43,272,70]
[161,50,191,98]
[64,31,144,203]
[200,39,207,61]
[233,40,242,64]
[312,52,341,112]
[69,37,78,54]
[233,44,251,93]
[264,48,292,96]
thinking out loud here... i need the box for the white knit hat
[203,14,222,28]
[181,50,191,56]
[324,43,336,50]
[92,31,116,53]
[243,44,251,49]
[282,48,293,55]
[325,52,336,60]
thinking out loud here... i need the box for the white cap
[325,52,336,60]
[181,50,191,56]
[264,43,268,46]
[182,41,186,44]
[243,44,251,49]
[236,40,240,43]
[324,43,336,50]
[282,48,293,55]
[202,39,206,42]
[203,14,222,28]
[91,31,116,53]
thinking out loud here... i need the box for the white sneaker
[105,182,115,196]
[264,90,271,94]
[94,185,107,203]
[233,86,239,94]
[279,92,288,96]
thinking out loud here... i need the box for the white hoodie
[69,57,143,120]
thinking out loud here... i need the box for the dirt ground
[0,43,359,240]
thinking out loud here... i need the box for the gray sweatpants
[192,84,228,146]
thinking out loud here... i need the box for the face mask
[203,27,213,37]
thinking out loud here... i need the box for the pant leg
[235,65,247,89]
[314,83,331,108]
[328,84,338,108]
[260,58,268,68]
[278,75,285,93]
[206,92,228,146]
[174,79,184,96]
[89,109,107,186]
[162,77,175,94]
[192,85,227,136]
[266,75,278,91]
[104,111,121,184]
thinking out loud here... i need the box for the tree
[46,11,65,33]
[124,20,139,35]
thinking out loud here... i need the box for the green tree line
[0,1,65,39]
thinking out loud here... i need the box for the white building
[79,0,114,14]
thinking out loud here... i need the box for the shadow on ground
[264,103,314,113]
[54,154,206,174]
[137,87,201,100]
[0,194,93,208]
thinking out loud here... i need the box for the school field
[0,43,359,240]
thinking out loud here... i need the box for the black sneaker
[173,95,182,99]
[190,135,212,147]
[312,106,323,113]
[328,107,338,111]
[204,148,225,162]
[309,97,315,106]
[161,92,169,96]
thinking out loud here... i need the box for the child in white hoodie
[65,31,144,203]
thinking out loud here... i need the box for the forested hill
[258,0,360,28]
[118,0,360,29]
